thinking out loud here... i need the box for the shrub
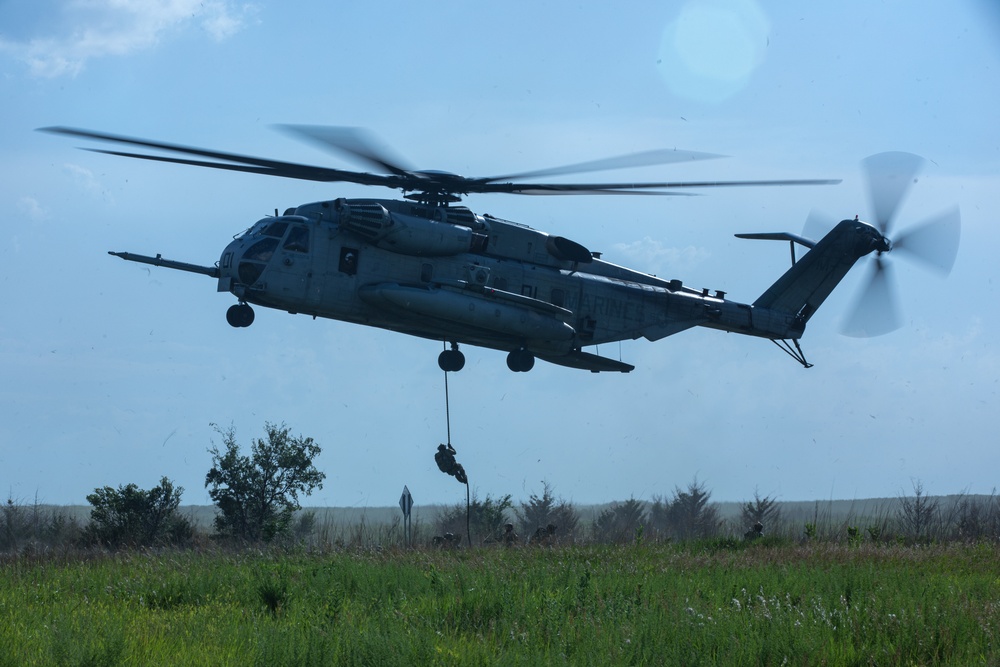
[82,477,192,548]
[437,493,513,545]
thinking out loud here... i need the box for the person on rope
[434,443,468,485]
[435,443,457,475]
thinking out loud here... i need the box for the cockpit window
[284,225,310,253]
[261,221,289,238]
[244,238,279,262]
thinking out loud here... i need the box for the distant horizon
[26,490,995,512]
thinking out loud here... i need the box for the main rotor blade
[500,188,698,196]
[480,178,841,195]
[862,151,924,235]
[84,148,400,187]
[39,126,841,200]
[276,124,414,177]
[39,126,403,188]
[891,206,961,275]
[42,126,297,171]
[482,148,724,183]
[841,257,901,337]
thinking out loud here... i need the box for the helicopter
[40,126,960,373]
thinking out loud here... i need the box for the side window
[339,247,359,275]
[551,288,565,307]
[420,263,433,282]
[284,225,310,252]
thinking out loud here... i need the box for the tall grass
[2,541,999,665]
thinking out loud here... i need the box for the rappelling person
[435,443,457,474]
[435,443,468,484]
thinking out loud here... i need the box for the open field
[2,540,998,666]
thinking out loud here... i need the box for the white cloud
[612,236,711,275]
[0,0,258,78]
[62,162,109,201]
[17,196,48,222]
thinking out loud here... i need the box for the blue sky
[2,0,998,510]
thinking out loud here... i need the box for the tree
[593,498,646,544]
[740,489,782,534]
[515,481,580,543]
[647,479,721,542]
[647,495,672,542]
[205,423,325,542]
[83,477,191,548]
[896,479,939,542]
[667,479,720,541]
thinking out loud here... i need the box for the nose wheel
[438,342,466,372]
[226,303,255,328]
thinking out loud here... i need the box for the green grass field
[2,540,998,666]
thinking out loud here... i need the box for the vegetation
[2,541,999,665]
[82,477,192,548]
[437,493,513,544]
[1,495,81,553]
[741,488,782,529]
[514,481,580,543]
[593,497,647,544]
[4,473,1000,664]
[205,422,326,543]
[649,478,722,542]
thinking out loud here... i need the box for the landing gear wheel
[506,349,535,372]
[226,303,255,328]
[438,349,465,372]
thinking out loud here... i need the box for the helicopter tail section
[742,218,887,329]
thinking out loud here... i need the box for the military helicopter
[40,126,960,372]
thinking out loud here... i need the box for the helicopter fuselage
[111,197,886,372]
[114,197,864,373]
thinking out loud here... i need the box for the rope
[444,351,452,446]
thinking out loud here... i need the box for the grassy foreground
[2,541,998,666]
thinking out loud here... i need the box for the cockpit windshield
[261,220,289,238]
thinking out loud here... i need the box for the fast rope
[441,343,470,546]
[444,358,452,447]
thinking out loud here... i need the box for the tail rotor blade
[802,209,836,243]
[892,206,961,275]
[862,151,924,235]
[841,258,901,337]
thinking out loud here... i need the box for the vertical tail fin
[742,219,887,323]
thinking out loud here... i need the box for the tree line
[5,422,327,551]
[2,422,999,552]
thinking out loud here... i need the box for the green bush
[81,477,191,549]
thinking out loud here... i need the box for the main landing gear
[226,302,255,328]
[438,342,466,372]
[506,348,535,373]
[437,343,536,372]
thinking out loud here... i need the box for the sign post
[399,485,413,548]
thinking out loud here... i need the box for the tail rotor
[839,152,961,337]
